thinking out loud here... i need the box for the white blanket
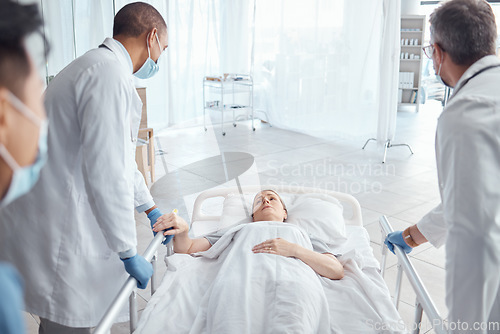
[135,223,407,334]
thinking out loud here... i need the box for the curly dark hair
[0,0,48,99]
[113,2,167,39]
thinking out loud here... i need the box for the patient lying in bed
[138,190,407,333]
[148,190,344,333]
[152,189,344,280]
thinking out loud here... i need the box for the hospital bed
[94,185,447,334]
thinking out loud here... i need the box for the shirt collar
[100,37,133,74]
[453,55,500,94]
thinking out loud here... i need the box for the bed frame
[379,215,447,334]
[94,185,446,334]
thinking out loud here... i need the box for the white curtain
[156,0,221,127]
[377,0,401,146]
[34,0,400,138]
[26,0,112,83]
[73,1,113,58]
[253,0,400,142]
[154,0,254,128]
[219,1,255,74]
[40,0,75,78]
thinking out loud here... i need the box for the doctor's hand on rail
[384,224,427,254]
[120,254,153,289]
[385,225,428,255]
[147,208,163,235]
[147,207,174,245]
[385,231,413,254]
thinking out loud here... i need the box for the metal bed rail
[379,215,447,334]
[93,232,171,334]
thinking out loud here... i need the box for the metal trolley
[203,74,254,136]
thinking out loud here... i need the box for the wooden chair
[135,87,155,187]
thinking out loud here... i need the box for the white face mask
[0,92,48,207]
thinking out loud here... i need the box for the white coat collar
[100,37,133,74]
[453,55,500,94]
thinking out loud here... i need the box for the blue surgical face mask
[437,61,451,88]
[0,92,48,207]
[434,49,451,88]
[134,33,162,79]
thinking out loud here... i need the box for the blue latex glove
[147,208,174,246]
[147,208,163,234]
[121,255,153,289]
[384,231,413,254]
[0,263,25,334]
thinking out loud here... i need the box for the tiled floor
[24,101,447,333]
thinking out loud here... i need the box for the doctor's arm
[252,238,344,280]
[77,69,151,288]
[133,167,174,244]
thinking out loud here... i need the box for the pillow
[219,192,347,245]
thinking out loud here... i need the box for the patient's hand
[152,213,189,237]
[252,238,297,258]
[254,238,344,280]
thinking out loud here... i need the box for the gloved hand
[384,231,413,254]
[148,208,174,246]
[0,264,25,334]
[147,208,163,235]
[121,255,153,289]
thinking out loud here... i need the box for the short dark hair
[0,0,47,99]
[113,2,167,38]
[430,0,497,66]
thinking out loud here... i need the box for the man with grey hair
[385,0,500,332]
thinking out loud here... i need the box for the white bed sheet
[134,223,407,334]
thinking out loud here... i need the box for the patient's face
[252,190,287,222]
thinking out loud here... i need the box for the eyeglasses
[422,44,435,59]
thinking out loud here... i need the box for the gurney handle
[379,215,447,334]
[93,232,165,334]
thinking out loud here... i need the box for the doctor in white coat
[0,2,170,333]
[385,1,500,333]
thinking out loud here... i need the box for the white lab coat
[0,38,155,327]
[417,55,500,333]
